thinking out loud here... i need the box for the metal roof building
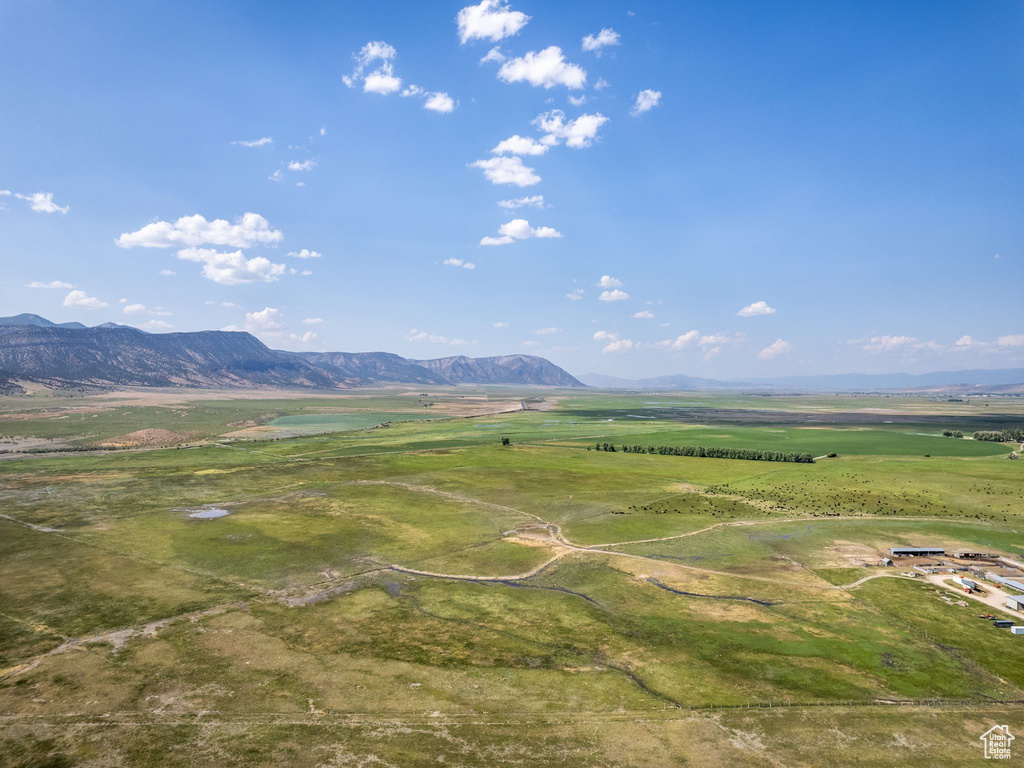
[888,547,945,557]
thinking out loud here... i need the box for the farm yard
[2,387,1024,766]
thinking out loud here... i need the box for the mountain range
[0,314,584,390]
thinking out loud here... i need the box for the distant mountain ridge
[578,368,1024,391]
[0,314,585,390]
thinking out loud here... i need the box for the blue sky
[2,0,1022,379]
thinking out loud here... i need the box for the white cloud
[300,269,312,276]
[302,317,324,325]
[656,330,700,350]
[424,92,456,113]
[404,328,470,346]
[594,77,610,90]
[521,340,540,348]
[536,327,559,335]
[567,288,585,300]
[457,0,529,43]
[116,212,283,249]
[860,335,917,353]
[494,321,509,328]
[737,300,776,317]
[632,310,654,319]
[342,41,401,94]
[443,257,476,269]
[27,280,72,289]
[596,275,623,288]
[533,109,609,148]
[998,334,1024,348]
[498,46,586,90]
[498,195,545,210]
[758,338,791,360]
[491,135,548,156]
[62,290,107,309]
[288,249,322,259]
[246,307,283,329]
[269,170,285,183]
[480,46,506,64]
[568,94,587,106]
[630,89,662,116]
[176,247,286,285]
[159,269,176,276]
[288,159,316,171]
[123,303,170,316]
[480,218,562,246]
[142,319,174,331]
[599,289,629,301]
[15,191,68,214]
[231,137,272,147]
[470,155,541,187]
[593,330,633,353]
[582,28,620,54]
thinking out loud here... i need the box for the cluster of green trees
[592,442,814,463]
[974,428,1024,442]
[942,429,963,438]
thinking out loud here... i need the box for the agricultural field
[2,387,1024,766]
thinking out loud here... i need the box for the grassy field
[1,386,1023,765]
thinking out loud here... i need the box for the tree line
[591,442,814,463]
[973,428,1024,443]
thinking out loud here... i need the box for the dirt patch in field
[821,541,882,567]
[98,428,190,447]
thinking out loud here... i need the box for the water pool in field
[187,508,229,519]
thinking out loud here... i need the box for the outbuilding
[889,547,945,557]
[1012,627,1024,635]
[993,620,1014,628]
[1007,596,1024,611]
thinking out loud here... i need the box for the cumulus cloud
[632,310,654,319]
[303,317,324,325]
[246,307,283,329]
[176,247,286,285]
[593,330,633,352]
[498,195,545,209]
[599,289,629,301]
[491,135,549,156]
[594,77,610,90]
[758,338,791,360]
[402,84,457,113]
[656,330,700,350]
[566,288,585,300]
[342,40,401,94]
[27,280,72,289]
[536,327,559,335]
[142,319,174,331]
[62,290,107,309]
[582,28,620,54]
[159,269,175,276]
[457,0,529,43]
[231,137,272,147]
[404,328,470,346]
[288,249,322,259]
[533,109,609,148]
[443,257,476,269]
[470,156,541,187]
[498,46,586,89]
[15,191,68,214]
[288,159,316,171]
[480,218,562,246]
[860,335,917,353]
[998,334,1024,348]
[480,46,506,64]
[494,321,509,327]
[116,212,283,249]
[737,300,776,317]
[123,303,170,316]
[596,275,623,288]
[630,89,662,116]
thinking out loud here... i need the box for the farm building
[888,547,945,557]
[881,557,894,567]
[1007,596,1024,611]
[954,551,991,559]
[988,574,1024,592]
[1012,627,1024,635]
[953,576,978,590]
